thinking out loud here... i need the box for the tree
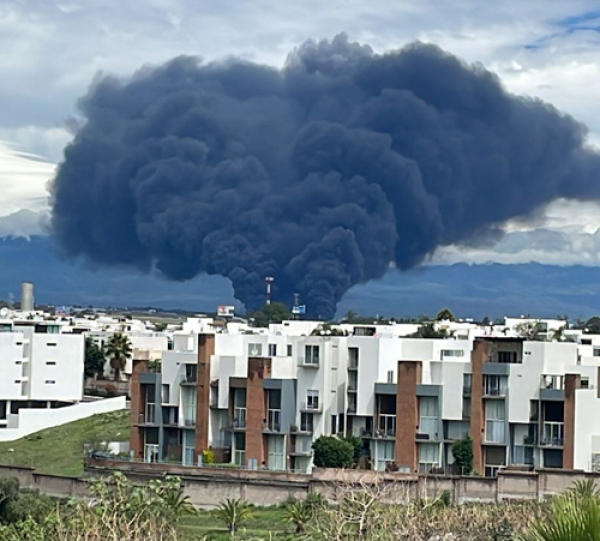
[214,498,253,536]
[344,310,358,323]
[343,435,364,466]
[585,316,600,334]
[410,323,447,339]
[84,338,105,379]
[250,302,291,327]
[105,333,132,381]
[312,436,354,468]
[515,320,544,340]
[451,436,474,475]
[482,316,491,326]
[436,308,455,321]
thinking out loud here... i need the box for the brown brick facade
[469,340,488,474]
[245,357,271,467]
[563,373,580,469]
[395,361,421,472]
[195,334,215,454]
[130,354,149,459]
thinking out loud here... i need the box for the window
[463,374,472,394]
[581,377,590,389]
[268,435,286,470]
[462,398,471,419]
[300,412,313,432]
[512,445,534,466]
[15,361,21,365]
[376,441,395,471]
[47,343,57,347]
[497,351,518,364]
[331,415,337,435]
[268,344,277,357]
[304,345,320,365]
[45,380,56,384]
[419,443,440,473]
[162,384,170,403]
[581,339,592,345]
[485,401,505,443]
[306,390,319,410]
[387,371,394,384]
[484,375,507,396]
[441,349,464,359]
[46,361,56,366]
[183,430,195,466]
[348,347,359,369]
[419,397,438,438]
[184,364,197,383]
[594,348,600,357]
[287,344,293,357]
[248,343,263,356]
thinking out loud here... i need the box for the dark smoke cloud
[51,34,600,319]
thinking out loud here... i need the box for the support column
[470,340,488,474]
[195,334,215,455]
[395,360,421,472]
[563,373,580,469]
[246,357,271,468]
[130,353,149,459]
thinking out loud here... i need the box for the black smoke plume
[51,34,600,319]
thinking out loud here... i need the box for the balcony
[300,401,322,413]
[541,422,564,447]
[265,409,282,432]
[233,407,247,429]
[290,439,313,456]
[182,418,196,428]
[298,357,319,368]
[377,414,396,438]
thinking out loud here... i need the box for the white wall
[0,397,126,441]
[574,389,600,470]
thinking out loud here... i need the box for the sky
[2,0,600,267]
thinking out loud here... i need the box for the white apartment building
[129,318,600,477]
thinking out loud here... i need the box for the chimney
[21,282,34,312]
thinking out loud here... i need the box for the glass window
[248,343,263,356]
[287,344,293,356]
[305,345,320,365]
[268,344,277,357]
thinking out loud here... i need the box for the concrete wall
[4,460,600,509]
[0,397,126,441]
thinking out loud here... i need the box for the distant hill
[0,235,599,320]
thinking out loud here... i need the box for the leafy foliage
[312,436,354,468]
[250,302,291,327]
[105,332,132,380]
[452,436,474,475]
[84,338,105,378]
[436,307,455,321]
[410,323,448,339]
[214,498,253,534]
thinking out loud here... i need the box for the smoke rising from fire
[50,34,600,318]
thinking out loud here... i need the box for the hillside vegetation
[0,409,129,477]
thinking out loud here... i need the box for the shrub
[312,436,354,468]
[452,436,474,475]
[202,449,215,464]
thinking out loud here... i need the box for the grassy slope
[0,409,130,477]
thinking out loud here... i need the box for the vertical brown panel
[395,360,421,472]
[470,340,488,474]
[195,334,215,454]
[563,373,580,469]
[130,356,149,459]
[246,357,271,467]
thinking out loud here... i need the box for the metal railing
[266,409,281,431]
[298,356,319,367]
[542,421,564,447]
[233,407,247,428]
[377,414,396,437]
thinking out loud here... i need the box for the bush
[343,435,364,465]
[452,436,474,475]
[312,436,354,468]
[202,449,215,464]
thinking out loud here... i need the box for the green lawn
[0,409,130,477]
[180,506,294,540]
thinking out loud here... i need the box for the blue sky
[2,0,600,295]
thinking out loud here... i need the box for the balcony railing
[266,409,281,432]
[298,357,319,368]
[233,407,247,429]
[301,401,321,412]
[541,421,564,447]
[377,414,396,437]
[182,418,196,428]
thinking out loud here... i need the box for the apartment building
[0,319,85,430]
[129,320,600,476]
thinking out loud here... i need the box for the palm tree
[283,500,312,533]
[525,479,600,541]
[105,333,132,381]
[214,498,253,537]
